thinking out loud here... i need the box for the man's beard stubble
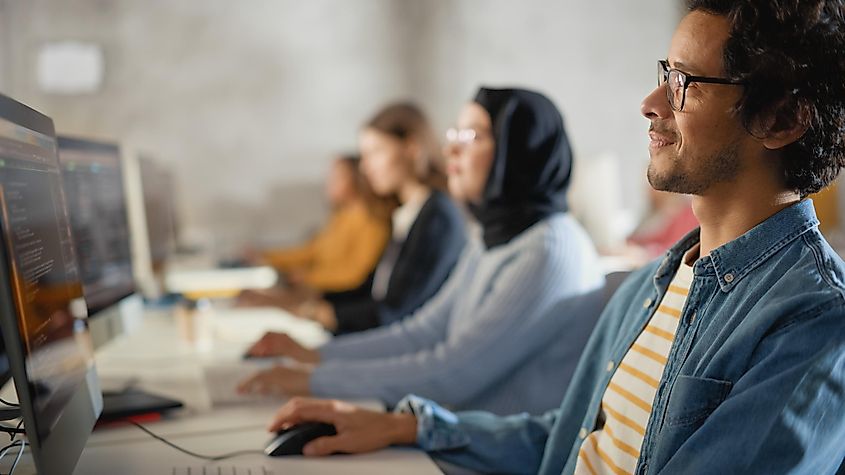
[646,126,742,195]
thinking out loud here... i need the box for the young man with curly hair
[259,1,845,473]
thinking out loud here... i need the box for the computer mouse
[264,422,337,457]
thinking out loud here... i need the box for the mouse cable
[130,421,264,461]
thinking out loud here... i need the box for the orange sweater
[261,202,390,292]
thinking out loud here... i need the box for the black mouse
[264,422,338,456]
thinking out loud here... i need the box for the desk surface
[2,304,442,474]
[77,411,440,475]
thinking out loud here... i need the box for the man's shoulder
[762,229,845,308]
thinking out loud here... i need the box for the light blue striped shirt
[311,213,604,415]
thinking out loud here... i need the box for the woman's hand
[235,289,280,308]
[236,287,314,313]
[298,300,338,332]
[237,365,312,397]
[244,332,320,363]
[267,397,418,456]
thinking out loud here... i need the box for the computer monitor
[122,151,172,299]
[139,156,177,272]
[57,136,144,349]
[0,93,102,475]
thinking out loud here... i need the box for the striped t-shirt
[575,258,695,475]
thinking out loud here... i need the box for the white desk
[2,304,443,474]
[76,406,440,475]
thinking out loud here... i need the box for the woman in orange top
[259,155,391,293]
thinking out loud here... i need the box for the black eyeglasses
[658,59,744,111]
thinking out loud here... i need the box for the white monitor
[121,149,161,299]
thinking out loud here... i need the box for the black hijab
[469,87,573,249]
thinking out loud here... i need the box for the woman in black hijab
[241,87,604,417]
[469,87,573,248]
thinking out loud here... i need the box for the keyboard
[201,360,279,406]
[171,466,273,475]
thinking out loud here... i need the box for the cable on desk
[130,421,264,461]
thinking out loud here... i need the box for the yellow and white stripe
[575,261,694,475]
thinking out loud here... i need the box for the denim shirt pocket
[664,375,732,428]
[652,375,732,469]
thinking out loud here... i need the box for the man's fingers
[302,435,348,456]
[267,398,338,432]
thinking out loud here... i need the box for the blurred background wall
[0,0,683,254]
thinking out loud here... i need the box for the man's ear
[757,100,811,151]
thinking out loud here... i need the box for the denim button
[579,428,588,439]
[606,361,615,372]
[643,298,653,308]
[724,273,734,283]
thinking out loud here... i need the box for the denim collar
[656,199,819,293]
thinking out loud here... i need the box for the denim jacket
[396,199,845,475]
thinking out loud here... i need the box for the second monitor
[57,136,143,349]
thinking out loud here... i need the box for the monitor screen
[58,136,135,315]
[0,94,101,475]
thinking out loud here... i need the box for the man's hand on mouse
[244,332,320,363]
[268,398,418,456]
[237,365,312,397]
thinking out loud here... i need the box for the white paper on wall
[36,42,104,94]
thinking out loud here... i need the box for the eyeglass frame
[445,127,491,146]
[658,59,745,111]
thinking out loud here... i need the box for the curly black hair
[687,0,845,196]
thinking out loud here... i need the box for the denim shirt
[396,199,845,475]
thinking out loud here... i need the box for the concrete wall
[0,0,682,253]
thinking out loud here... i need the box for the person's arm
[263,394,557,475]
[332,298,381,334]
[310,245,582,406]
[399,395,558,475]
[331,221,465,334]
[331,200,466,334]
[261,238,317,271]
[378,206,466,323]
[655,306,845,475]
[259,265,649,474]
[243,254,468,362]
[316,255,467,361]
[303,208,389,292]
[261,209,348,271]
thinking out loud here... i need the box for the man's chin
[647,166,684,194]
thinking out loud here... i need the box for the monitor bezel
[0,93,103,475]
